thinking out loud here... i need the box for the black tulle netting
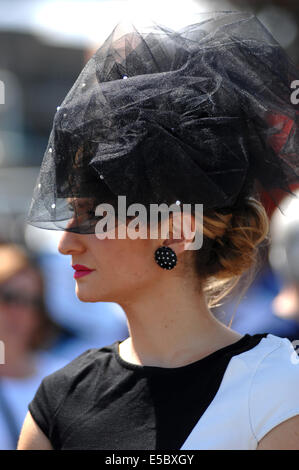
[27,10,299,233]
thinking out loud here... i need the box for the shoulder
[30,343,116,418]
[27,343,117,446]
[248,334,299,447]
[40,342,116,392]
[249,334,299,398]
[42,348,95,385]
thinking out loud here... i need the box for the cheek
[120,243,158,288]
[93,238,155,282]
[91,238,130,270]
[76,238,160,303]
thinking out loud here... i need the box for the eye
[67,203,105,221]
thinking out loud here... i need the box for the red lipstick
[72,264,95,279]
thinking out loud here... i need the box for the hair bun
[194,197,270,308]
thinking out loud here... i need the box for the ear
[162,211,197,255]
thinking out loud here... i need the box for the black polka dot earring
[154,246,177,270]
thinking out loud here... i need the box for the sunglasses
[0,289,44,309]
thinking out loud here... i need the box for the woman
[0,243,67,449]
[18,11,299,449]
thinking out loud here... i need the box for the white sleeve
[249,336,299,445]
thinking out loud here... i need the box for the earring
[154,246,177,270]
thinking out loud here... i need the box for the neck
[118,274,242,368]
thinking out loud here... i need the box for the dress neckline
[113,334,252,373]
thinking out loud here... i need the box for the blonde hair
[193,197,270,327]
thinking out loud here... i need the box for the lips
[72,264,93,271]
[72,264,95,279]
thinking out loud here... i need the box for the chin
[75,285,111,303]
[75,286,99,302]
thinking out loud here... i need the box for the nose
[58,230,85,256]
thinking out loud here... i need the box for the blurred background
[1,0,299,450]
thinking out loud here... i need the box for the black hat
[27,10,299,233]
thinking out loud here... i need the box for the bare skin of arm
[17,409,299,450]
[17,411,53,450]
[256,414,299,450]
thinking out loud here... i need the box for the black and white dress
[28,333,299,450]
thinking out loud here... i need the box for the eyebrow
[68,200,94,210]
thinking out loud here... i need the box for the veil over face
[27,11,299,234]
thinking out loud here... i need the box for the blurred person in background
[220,186,299,342]
[0,243,68,449]
[269,189,299,326]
